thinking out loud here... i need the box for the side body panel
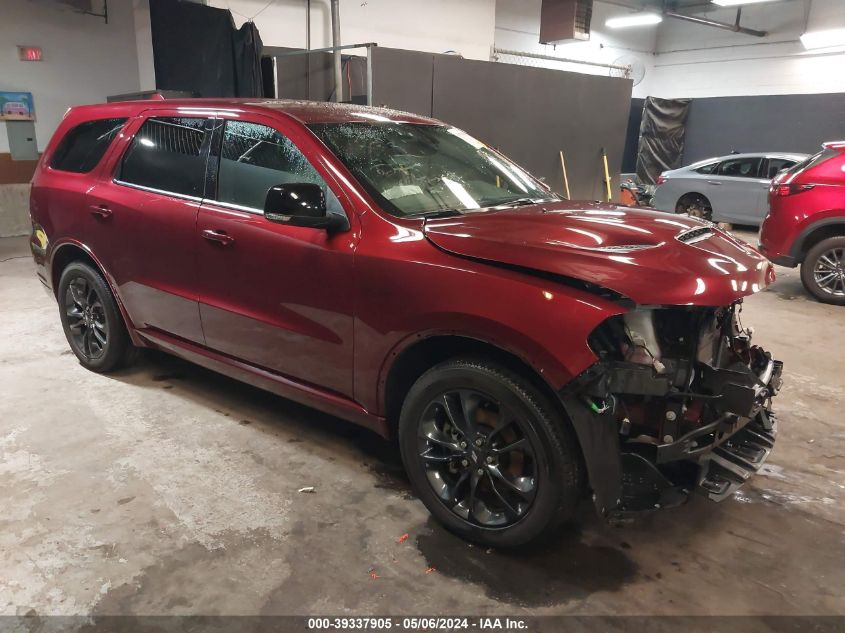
[196,113,359,398]
[349,214,626,416]
[83,113,206,343]
[709,174,769,225]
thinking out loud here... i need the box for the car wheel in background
[398,357,582,547]
[675,193,713,221]
[58,262,137,372]
[800,236,845,305]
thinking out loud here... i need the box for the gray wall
[683,93,845,164]
[372,48,633,201]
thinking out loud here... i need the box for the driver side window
[215,120,342,213]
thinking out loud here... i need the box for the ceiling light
[605,13,663,29]
[711,0,778,6]
[800,28,845,50]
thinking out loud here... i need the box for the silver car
[652,152,809,225]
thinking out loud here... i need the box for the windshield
[308,122,557,217]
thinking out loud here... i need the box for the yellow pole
[601,147,612,202]
[559,151,571,200]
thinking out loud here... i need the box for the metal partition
[371,48,633,201]
[268,43,376,105]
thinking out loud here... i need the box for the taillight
[771,183,815,197]
[657,175,667,185]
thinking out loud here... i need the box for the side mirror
[264,183,348,232]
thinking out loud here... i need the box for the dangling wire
[227,0,276,22]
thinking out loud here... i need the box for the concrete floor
[1,231,844,618]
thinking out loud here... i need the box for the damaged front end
[561,301,783,518]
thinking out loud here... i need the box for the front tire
[800,236,845,305]
[58,261,136,372]
[398,358,582,547]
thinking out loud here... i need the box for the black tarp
[635,97,691,185]
[149,0,263,98]
[622,98,645,174]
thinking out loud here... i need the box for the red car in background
[760,142,845,305]
[30,99,783,546]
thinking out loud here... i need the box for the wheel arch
[50,242,100,298]
[50,241,140,344]
[791,218,845,262]
[675,191,710,210]
[382,334,574,440]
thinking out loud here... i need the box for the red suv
[760,142,845,304]
[30,99,783,546]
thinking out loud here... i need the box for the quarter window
[216,120,341,213]
[119,117,211,197]
[50,118,127,173]
[764,158,796,179]
[716,157,762,178]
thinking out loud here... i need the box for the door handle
[706,181,722,186]
[201,229,235,246]
[89,204,112,218]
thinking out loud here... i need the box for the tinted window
[764,158,796,179]
[694,161,719,174]
[119,117,210,197]
[216,120,341,213]
[50,118,126,173]
[717,157,762,178]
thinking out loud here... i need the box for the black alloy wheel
[399,358,582,547]
[58,261,136,372]
[417,388,538,528]
[64,276,109,360]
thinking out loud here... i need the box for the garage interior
[1,0,845,626]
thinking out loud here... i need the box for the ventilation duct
[540,0,593,44]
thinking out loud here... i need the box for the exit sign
[17,46,43,61]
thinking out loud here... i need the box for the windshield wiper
[411,209,463,219]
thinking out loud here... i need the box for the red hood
[424,201,775,306]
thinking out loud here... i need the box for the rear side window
[50,118,127,173]
[764,158,796,179]
[119,117,211,197]
[716,157,762,178]
[694,161,718,174]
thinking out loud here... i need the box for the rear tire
[800,236,845,305]
[398,357,582,548]
[58,262,136,372]
[675,193,713,221]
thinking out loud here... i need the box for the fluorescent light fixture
[711,0,778,6]
[800,28,845,50]
[606,13,663,28]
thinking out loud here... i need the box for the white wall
[214,0,497,61]
[0,0,144,153]
[494,0,657,98]
[649,0,845,98]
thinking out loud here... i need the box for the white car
[652,152,808,225]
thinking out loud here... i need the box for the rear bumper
[758,242,797,267]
